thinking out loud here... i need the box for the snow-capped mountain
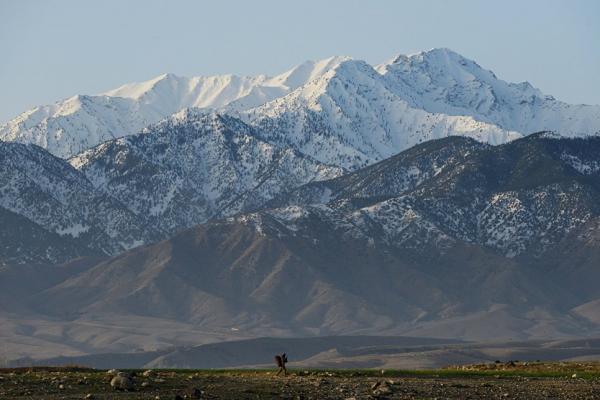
[377,48,600,136]
[2,49,598,164]
[105,56,349,112]
[0,57,347,158]
[264,133,600,258]
[244,58,519,169]
[0,141,161,260]
[6,134,600,358]
[2,48,600,359]
[4,131,600,360]
[70,110,342,235]
[0,111,341,263]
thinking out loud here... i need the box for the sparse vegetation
[2,363,600,399]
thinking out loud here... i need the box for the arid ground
[2,362,600,399]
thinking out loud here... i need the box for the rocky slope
[0,141,159,260]
[69,109,342,236]
[266,133,600,258]
[0,206,96,265]
[0,111,341,263]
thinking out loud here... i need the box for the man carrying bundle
[274,353,288,376]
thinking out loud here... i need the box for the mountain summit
[2,49,599,161]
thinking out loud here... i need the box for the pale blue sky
[1,0,599,123]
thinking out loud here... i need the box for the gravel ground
[1,364,600,399]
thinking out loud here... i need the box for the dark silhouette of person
[274,353,288,376]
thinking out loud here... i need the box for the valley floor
[2,364,600,399]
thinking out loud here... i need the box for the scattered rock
[106,369,119,376]
[186,387,203,399]
[84,394,95,400]
[143,369,155,377]
[110,372,134,391]
[58,384,65,390]
[372,381,393,397]
[572,373,577,378]
[141,381,150,387]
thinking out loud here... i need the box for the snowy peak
[379,47,543,112]
[102,72,182,99]
[381,47,540,98]
[102,57,351,103]
[2,49,599,160]
[0,56,349,158]
[268,55,352,89]
[105,72,269,110]
[245,56,521,169]
[379,48,600,135]
[0,94,150,158]
[101,58,353,109]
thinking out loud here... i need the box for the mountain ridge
[2,49,598,161]
[3,134,600,361]
[0,110,342,264]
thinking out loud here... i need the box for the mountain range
[2,48,599,163]
[1,48,600,364]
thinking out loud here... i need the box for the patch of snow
[56,223,90,238]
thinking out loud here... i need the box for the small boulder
[110,372,134,391]
[372,381,393,397]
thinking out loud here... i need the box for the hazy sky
[1,0,599,123]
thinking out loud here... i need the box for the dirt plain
[2,362,600,399]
